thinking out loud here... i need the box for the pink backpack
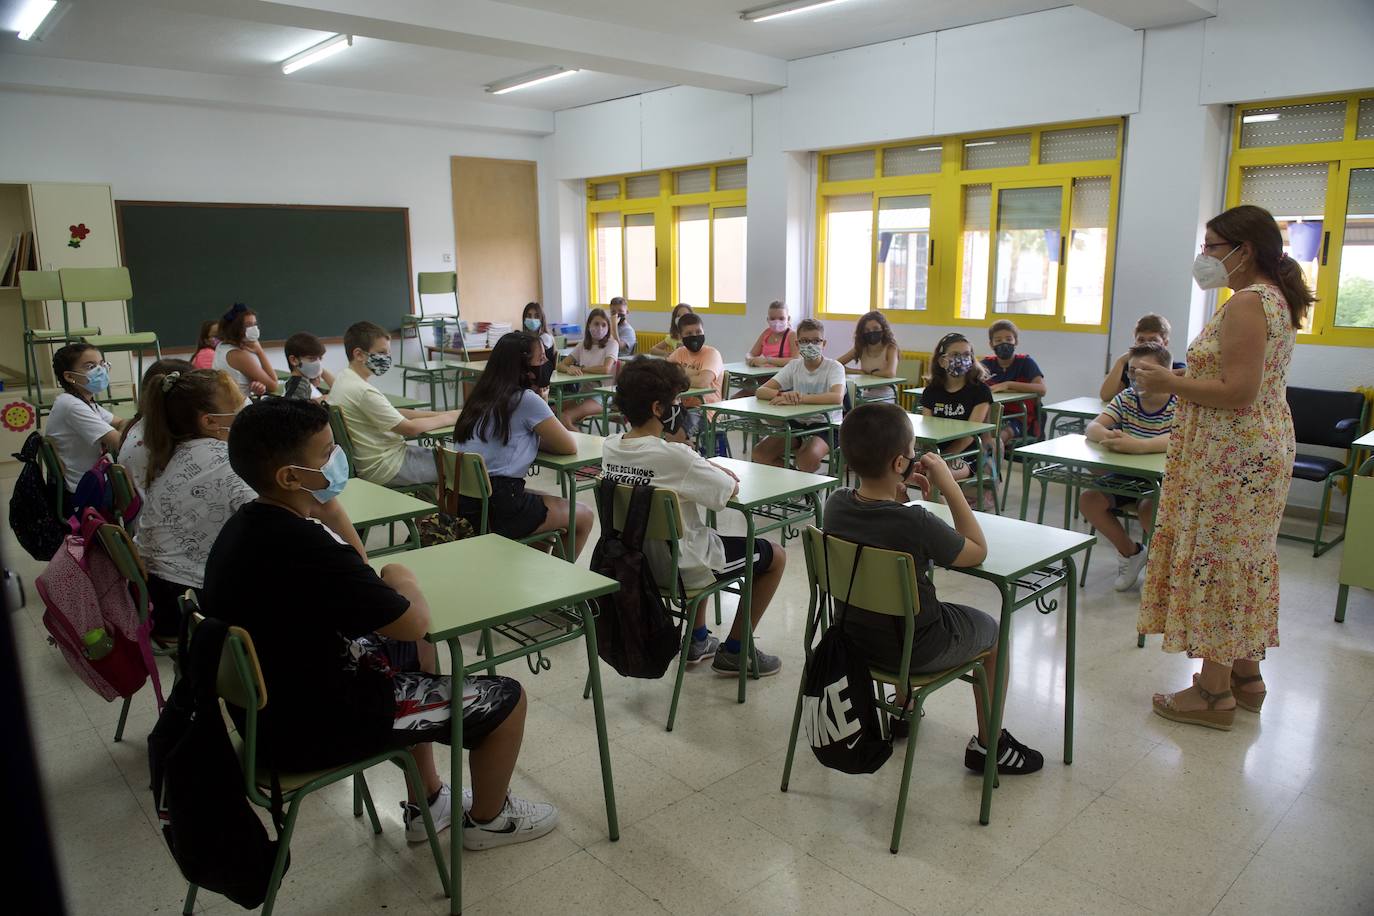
[37,509,164,707]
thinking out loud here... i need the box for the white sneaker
[462,794,559,850]
[1113,543,1149,591]
[402,783,453,843]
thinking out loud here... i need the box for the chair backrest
[108,462,138,521]
[59,267,133,303]
[417,271,457,296]
[18,269,61,302]
[1286,386,1369,449]
[895,358,924,411]
[39,436,68,511]
[983,400,1004,446]
[607,482,685,542]
[800,526,920,620]
[96,523,152,624]
[326,405,359,477]
[435,448,492,527]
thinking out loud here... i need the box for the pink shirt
[191,347,216,370]
[668,345,724,405]
[752,328,797,360]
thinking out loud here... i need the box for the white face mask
[1192,246,1239,290]
[299,358,322,379]
[243,324,261,343]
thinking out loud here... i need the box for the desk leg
[1336,584,1350,623]
[559,469,576,561]
[1019,458,1033,521]
[979,586,1013,826]
[445,639,465,915]
[579,600,620,840]
[739,512,757,704]
[1064,556,1078,765]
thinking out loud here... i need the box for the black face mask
[682,335,706,353]
[524,358,556,388]
[993,342,1016,360]
[863,330,884,346]
[897,454,918,480]
[658,400,686,435]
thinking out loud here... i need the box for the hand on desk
[772,390,802,406]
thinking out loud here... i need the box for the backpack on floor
[148,614,287,909]
[802,541,893,775]
[8,432,66,562]
[589,478,682,679]
[36,509,164,708]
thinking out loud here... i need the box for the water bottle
[83,627,115,661]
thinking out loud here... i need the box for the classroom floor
[7,464,1374,916]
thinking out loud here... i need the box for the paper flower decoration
[2,400,36,433]
[68,223,91,248]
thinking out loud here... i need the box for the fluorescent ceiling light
[485,66,580,95]
[281,34,352,75]
[917,145,942,152]
[15,0,57,40]
[740,0,855,23]
[1242,112,1280,123]
[964,140,996,147]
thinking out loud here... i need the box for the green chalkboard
[116,202,413,348]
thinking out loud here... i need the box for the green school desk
[336,477,434,556]
[532,430,604,559]
[905,500,1094,825]
[371,535,620,915]
[109,400,138,422]
[1013,433,1166,526]
[707,396,841,473]
[1336,466,1374,623]
[721,362,781,398]
[707,457,837,703]
[904,386,1038,408]
[444,361,613,417]
[1354,428,1374,476]
[1041,396,1110,437]
[593,384,715,436]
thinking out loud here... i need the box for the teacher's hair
[1206,205,1314,328]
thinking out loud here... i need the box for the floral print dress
[1138,284,1296,661]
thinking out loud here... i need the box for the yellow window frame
[586,162,747,316]
[1226,91,1374,348]
[815,118,1122,334]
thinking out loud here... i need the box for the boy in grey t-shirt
[824,402,1043,776]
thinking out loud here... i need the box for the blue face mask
[524,317,541,332]
[73,364,110,394]
[291,444,349,503]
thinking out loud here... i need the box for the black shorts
[782,420,834,447]
[458,475,548,540]
[147,574,196,639]
[715,536,775,581]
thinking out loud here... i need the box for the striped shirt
[1103,389,1176,438]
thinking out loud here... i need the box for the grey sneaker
[688,634,719,664]
[711,645,782,678]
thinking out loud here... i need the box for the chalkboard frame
[114,200,415,348]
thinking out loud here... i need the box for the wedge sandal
[1231,672,1266,713]
[1152,684,1235,731]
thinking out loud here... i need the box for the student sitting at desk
[609,296,637,356]
[210,397,557,849]
[47,343,127,500]
[826,402,1043,774]
[752,318,845,473]
[190,319,218,370]
[746,300,798,368]
[981,319,1047,449]
[213,303,277,398]
[134,368,255,638]
[117,357,193,504]
[282,331,332,401]
[1082,342,1177,592]
[835,310,899,404]
[329,321,460,488]
[649,303,694,357]
[665,312,724,407]
[557,308,619,431]
[1099,313,1187,402]
[921,332,995,493]
[453,332,594,558]
[601,357,787,677]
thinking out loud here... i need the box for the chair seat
[86,332,159,348]
[229,731,343,793]
[869,650,991,690]
[1293,453,1347,481]
[29,326,102,339]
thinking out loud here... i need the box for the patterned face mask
[944,354,973,377]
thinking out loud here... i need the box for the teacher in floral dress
[1134,205,1312,731]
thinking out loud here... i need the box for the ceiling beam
[1073,0,1217,30]
[150,0,788,94]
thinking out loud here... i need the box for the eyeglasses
[79,360,112,372]
[1200,240,1234,252]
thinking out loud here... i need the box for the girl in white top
[835,310,900,404]
[116,357,194,502]
[556,307,619,430]
[134,367,255,636]
[46,343,126,494]
[213,303,278,398]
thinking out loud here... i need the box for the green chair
[108,462,139,527]
[943,400,1002,514]
[780,527,992,854]
[59,267,161,405]
[1336,471,1374,622]
[177,600,450,916]
[326,404,432,501]
[399,271,464,409]
[38,436,69,516]
[601,483,747,731]
[999,395,1045,511]
[94,523,176,742]
[18,270,102,411]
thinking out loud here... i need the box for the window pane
[675,169,710,194]
[715,164,747,190]
[712,206,747,303]
[824,194,873,315]
[593,181,620,201]
[1335,168,1374,330]
[625,212,657,301]
[677,205,709,309]
[963,134,1031,170]
[1039,124,1118,163]
[1064,177,1112,326]
[827,151,875,181]
[1359,99,1374,141]
[960,184,991,320]
[595,211,623,303]
[882,144,942,176]
[877,195,930,311]
[1239,100,1347,148]
[626,175,660,199]
[994,186,1062,316]
[1240,162,1328,318]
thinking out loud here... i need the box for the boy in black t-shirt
[207,398,558,850]
[981,319,1047,448]
[825,402,1043,775]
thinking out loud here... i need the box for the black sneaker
[963,729,1044,775]
[889,716,909,740]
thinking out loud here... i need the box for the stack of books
[1,230,37,286]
